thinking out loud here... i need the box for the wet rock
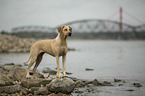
[118,84,124,86]
[0,84,21,93]
[89,79,113,86]
[4,63,15,66]
[103,81,111,85]
[75,90,84,93]
[21,77,52,88]
[114,79,122,82]
[7,67,27,81]
[133,83,143,87]
[47,77,76,94]
[43,67,51,73]
[126,89,135,91]
[76,80,86,87]
[7,67,44,81]
[66,72,73,75]
[49,70,57,75]
[85,68,94,71]
[3,64,15,71]
[92,79,102,86]
[0,72,14,86]
[37,85,48,95]
[43,67,57,75]
[68,47,76,51]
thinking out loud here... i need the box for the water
[0,40,145,95]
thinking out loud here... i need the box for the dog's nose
[68,32,72,36]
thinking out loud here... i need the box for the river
[0,40,145,96]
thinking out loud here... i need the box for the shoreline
[0,63,144,96]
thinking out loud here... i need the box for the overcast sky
[0,0,145,31]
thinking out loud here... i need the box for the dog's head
[57,26,72,38]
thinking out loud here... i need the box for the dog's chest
[59,46,67,56]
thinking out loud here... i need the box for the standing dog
[24,26,72,78]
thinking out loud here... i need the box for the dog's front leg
[56,56,63,78]
[62,55,67,76]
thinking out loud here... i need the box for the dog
[24,26,72,78]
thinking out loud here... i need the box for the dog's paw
[56,72,63,78]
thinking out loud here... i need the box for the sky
[0,0,145,31]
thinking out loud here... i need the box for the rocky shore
[0,34,36,53]
[0,63,143,96]
[0,34,76,53]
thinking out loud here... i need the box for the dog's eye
[64,29,67,31]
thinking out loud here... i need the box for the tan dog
[24,26,72,78]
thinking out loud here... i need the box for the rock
[126,89,135,91]
[114,79,122,82]
[0,84,21,93]
[0,72,14,86]
[133,83,143,87]
[7,67,27,81]
[68,48,76,51]
[47,77,76,94]
[85,68,94,71]
[89,79,113,86]
[37,85,48,95]
[42,67,57,75]
[76,80,86,87]
[43,67,51,73]
[49,70,57,75]
[21,77,52,88]
[7,67,44,81]
[3,64,15,71]
[4,63,15,66]
[66,72,73,75]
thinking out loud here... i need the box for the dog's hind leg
[32,52,45,72]
[26,48,39,77]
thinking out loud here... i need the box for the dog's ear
[57,26,64,33]
[69,26,72,32]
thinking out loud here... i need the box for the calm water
[0,40,145,95]
[0,40,145,80]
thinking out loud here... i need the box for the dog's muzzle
[68,32,72,36]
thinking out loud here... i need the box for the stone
[47,77,76,94]
[21,78,52,88]
[126,89,135,91]
[0,84,21,93]
[43,67,51,73]
[133,83,143,87]
[85,68,94,71]
[0,72,14,86]
[114,79,122,82]
[7,67,44,81]
[7,67,27,81]
[42,67,57,75]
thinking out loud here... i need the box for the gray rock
[0,84,21,93]
[21,78,53,88]
[7,67,27,81]
[43,67,51,73]
[7,67,44,81]
[47,77,76,94]
[85,68,94,71]
[0,71,14,86]
[133,83,143,87]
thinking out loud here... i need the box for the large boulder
[47,77,76,94]
[21,77,53,88]
[7,67,44,81]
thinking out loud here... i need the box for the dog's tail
[23,55,30,64]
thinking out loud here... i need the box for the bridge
[12,7,145,40]
[11,19,145,33]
